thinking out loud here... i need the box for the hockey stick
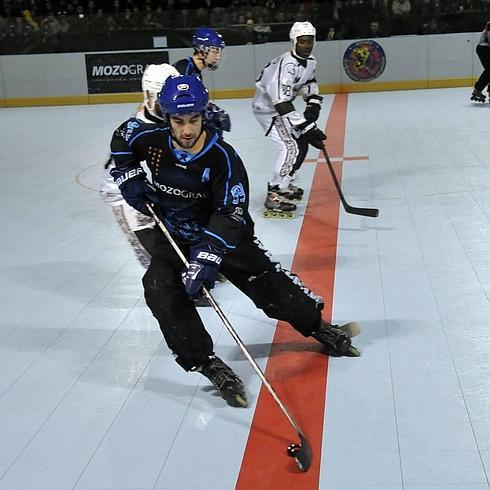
[321,145,379,218]
[146,203,312,472]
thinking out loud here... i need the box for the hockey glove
[110,165,159,216]
[303,95,323,123]
[296,122,327,150]
[206,102,231,137]
[183,242,225,298]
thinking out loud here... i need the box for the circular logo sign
[343,40,386,82]
[177,83,189,90]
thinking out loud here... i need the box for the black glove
[303,95,323,123]
[206,101,231,136]
[182,242,225,298]
[110,165,159,216]
[296,122,327,150]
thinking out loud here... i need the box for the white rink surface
[0,87,490,489]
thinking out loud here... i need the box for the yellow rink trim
[0,78,478,107]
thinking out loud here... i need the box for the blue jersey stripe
[128,127,166,147]
[204,230,236,249]
[215,141,233,206]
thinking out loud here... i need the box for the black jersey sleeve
[203,142,250,250]
[173,57,200,77]
[110,117,148,171]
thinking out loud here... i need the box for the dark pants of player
[475,45,490,92]
[139,229,323,371]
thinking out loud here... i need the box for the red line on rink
[236,94,349,489]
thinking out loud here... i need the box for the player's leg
[142,234,247,406]
[220,237,360,357]
[472,45,489,102]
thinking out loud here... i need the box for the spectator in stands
[193,8,209,27]
[143,5,162,28]
[112,0,122,16]
[58,13,70,34]
[104,15,119,33]
[391,0,412,34]
[40,13,60,50]
[120,7,138,30]
[421,17,444,34]
[327,22,346,40]
[210,6,227,27]
[366,19,386,37]
[0,15,6,39]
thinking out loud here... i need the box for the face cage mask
[197,45,224,71]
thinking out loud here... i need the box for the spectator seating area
[0,0,489,54]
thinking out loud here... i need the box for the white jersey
[100,106,152,207]
[252,51,319,115]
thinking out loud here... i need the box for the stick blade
[345,205,379,218]
[295,434,312,472]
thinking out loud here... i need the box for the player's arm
[203,144,250,251]
[109,119,159,215]
[300,76,323,123]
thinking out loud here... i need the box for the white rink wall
[0,32,483,106]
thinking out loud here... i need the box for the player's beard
[172,128,205,151]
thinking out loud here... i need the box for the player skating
[109,75,360,408]
[100,63,179,267]
[252,21,326,218]
[471,20,490,103]
[173,27,231,138]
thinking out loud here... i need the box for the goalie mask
[192,27,226,71]
[141,63,179,119]
[289,21,316,59]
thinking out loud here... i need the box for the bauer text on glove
[183,242,225,298]
[110,165,159,216]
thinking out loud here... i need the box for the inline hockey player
[109,75,360,408]
[471,20,490,103]
[252,21,326,218]
[173,27,231,138]
[100,63,179,267]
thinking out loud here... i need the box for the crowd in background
[1,0,489,54]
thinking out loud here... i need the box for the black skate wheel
[287,443,300,457]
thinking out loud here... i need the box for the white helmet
[289,21,316,58]
[141,63,179,94]
[141,63,179,118]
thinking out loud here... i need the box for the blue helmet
[192,27,225,50]
[158,75,209,116]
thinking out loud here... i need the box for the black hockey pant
[141,231,324,371]
[475,45,490,92]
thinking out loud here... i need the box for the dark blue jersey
[110,117,253,249]
[173,57,202,78]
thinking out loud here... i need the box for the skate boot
[470,89,486,103]
[268,183,302,201]
[263,190,296,219]
[288,183,304,198]
[310,320,361,357]
[200,355,248,408]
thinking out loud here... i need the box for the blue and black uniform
[172,58,231,136]
[110,120,324,371]
[173,57,201,77]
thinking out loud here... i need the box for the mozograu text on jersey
[153,181,208,199]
